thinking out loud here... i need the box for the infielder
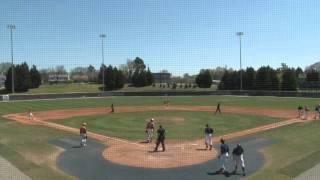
[215,102,221,114]
[111,103,115,113]
[154,125,166,152]
[297,105,303,119]
[28,109,34,120]
[219,138,230,173]
[204,124,214,150]
[80,122,87,147]
[314,104,320,119]
[232,144,246,176]
[146,118,155,143]
[304,105,309,120]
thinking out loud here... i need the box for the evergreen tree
[30,65,41,88]
[281,68,297,91]
[195,69,212,88]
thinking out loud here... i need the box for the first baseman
[204,124,214,150]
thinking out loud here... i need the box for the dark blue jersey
[205,127,213,134]
[220,143,229,154]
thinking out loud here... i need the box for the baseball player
[146,118,156,143]
[314,104,320,119]
[219,138,230,173]
[28,109,34,120]
[232,144,246,176]
[304,105,309,120]
[215,102,221,114]
[204,124,214,150]
[80,122,87,147]
[297,105,303,119]
[111,103,115,113]
[154,125,166,152]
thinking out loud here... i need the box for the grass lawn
[0,118,74,180]
[1,83,218,95]
[0,95,319,115]
[246,120,320,180]
[54,111,284,141]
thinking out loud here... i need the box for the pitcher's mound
[146,116,185,124]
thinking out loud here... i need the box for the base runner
[232,144,246,176]
[219,138,230,173]
[204,124,214,150]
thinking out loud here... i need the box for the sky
[1,0,320,76]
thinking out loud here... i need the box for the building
[48,73,69,84]
[152,73,171,83]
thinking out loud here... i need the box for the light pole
[7,24,15,93]
[236,32,244,91]
[100,34,106,91]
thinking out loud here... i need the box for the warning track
[2,106,309,168]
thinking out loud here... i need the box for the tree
[243,67,256,90]
[195,69,212,88]
[255,66,279,91]
[30,65,41,88]
[0,62,11,75]
[281,68,297,91]
[5,62,31,92]
[218,70,231,90]
[98,64,107,84]
[295,67,303,78]
[87,65,97,82]
[306,69,319,82]
[129,57,153,87]
[145,68,153,86]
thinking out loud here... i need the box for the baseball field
[1,95,320,180]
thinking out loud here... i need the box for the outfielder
[204,124,214,150]
[219,138,230,173]
[232,144,246,176]
[111,103,115,113]
[80,123,87,147]
[146,118,155,143]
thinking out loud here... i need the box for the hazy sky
[1,0,320,75]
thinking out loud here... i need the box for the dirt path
[2,105,310,168]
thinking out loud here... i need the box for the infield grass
[54,111,284,140]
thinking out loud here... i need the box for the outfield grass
[246,120,320,180]
[1,83,218,95]
[0,118,74,180]
[0,95,319,115]
[55,111,284,140]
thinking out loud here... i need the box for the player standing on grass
[111,103,115,113]
[204,124,214,150]
[80,123,87,147]
[215,102,221,114]
[298,105,303,119]
[232,144,246,176]
[146,118,155,143]
[154,125,166,152]
[314,104,320,119]
[219,138,230,173]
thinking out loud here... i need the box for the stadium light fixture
[236,32,244,91]
[7,24,16,94]
[100,34,106,91]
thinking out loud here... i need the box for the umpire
[154,125,166,152]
